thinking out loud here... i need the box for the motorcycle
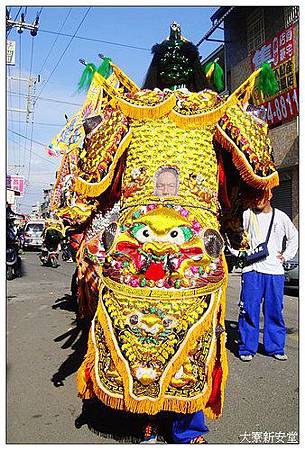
[39,226,62,268]
[6,222,22,280]
[39,246,60,268]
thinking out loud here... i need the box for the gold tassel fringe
[75,131,132,197]
[168,95,238,129]
[93,72,119,98]
[215,125,279,190]
[77,272,229,417]
[110,62,140,93]
[114,94,176,121]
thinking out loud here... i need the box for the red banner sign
[263,87,299,126]
[6,175,25,196]
[250,24,298,126]
[251,25,294,70]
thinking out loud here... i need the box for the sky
[6,5,224,214]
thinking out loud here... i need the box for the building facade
[39,185,54,218]
[210,6,299,226]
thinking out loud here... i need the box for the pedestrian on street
[238,190,298,362]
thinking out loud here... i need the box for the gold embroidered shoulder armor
[49,61,278,418]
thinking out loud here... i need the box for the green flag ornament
[204,60,224,93]
[96,57,112,78]
[257,62,279,97]
[77,57,112,92]
[77,63,97,92]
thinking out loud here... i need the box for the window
[25,222,45,232]
[247,8,265,53]
[284,6,299,27]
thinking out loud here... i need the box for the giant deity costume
[49,23,279,442]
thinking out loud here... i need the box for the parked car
[283,252,299,291]
[23,220,45,250]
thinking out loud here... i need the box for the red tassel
[85,366,92,383]
[218,152,231,209]
[207,361,222,407]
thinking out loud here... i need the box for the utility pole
[6,9,40,37]
[7,75,40,123]
[8,164,25,171]
[6,8,41,122]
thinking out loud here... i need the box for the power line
[24,36,35,180]
[29,37,35,78]
[34,7,92,106]
[7,66,15,136]
[8,132,58,166]
[6,6,41,38]
[6,6,22,37]
[18,31,23,171]
[7,90,82,107]
[27,114,35,182]
[13,7,22,21]
[8,128,48,148]
[39,28,150,52]
[8,120,64,127]
[38,8,72,75]
[25,179,55,184]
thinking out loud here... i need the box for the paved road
[7,252,299,444]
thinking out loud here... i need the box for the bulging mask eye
[167,226,193,245]
[203,229,224,258]
[130,223,152,243]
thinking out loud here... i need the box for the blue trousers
[172,411,209,443]
[238,271,286,356]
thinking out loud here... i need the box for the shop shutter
[272,170,292,219]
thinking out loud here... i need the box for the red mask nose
[145,262,165,281]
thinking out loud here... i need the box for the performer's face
[254,191,272,212]
[155,171,177,196]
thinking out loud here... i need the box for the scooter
[6,223,22,280]
[39,245,60,268]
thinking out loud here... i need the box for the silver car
[284,252,299,291]
[23,221,45,250]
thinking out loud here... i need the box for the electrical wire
[24,7,44,197]
[6,6,22,37]
[23,36,35,181]
[7,66,15,134]
[7,90,82,107]
[38,8,72,75]
[9,120,64,127]
[27,113,35,182]
[8,132,58,166]
[18,31,22,172]
[8,128,49,148]
[39,28,150,51]
[13,7,22,21]
[34,7,91,106]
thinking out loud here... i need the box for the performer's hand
[277,252,285,263]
